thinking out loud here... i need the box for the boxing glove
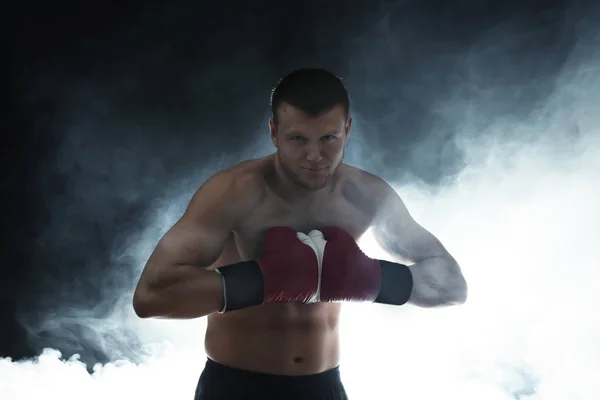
[216,226,320,312]
[310,227,414,306]
[309,227,382,302]
[260,227,321,303]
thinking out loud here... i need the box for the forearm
[407,256,467,307]
[133,265,223,319]
[374,256,467,308]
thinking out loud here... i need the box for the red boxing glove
[311,227,382,302]
[259,226,320,303]
[217,226,384,312]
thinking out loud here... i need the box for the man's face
[270,103,351,190]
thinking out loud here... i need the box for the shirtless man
[132,68,468,399]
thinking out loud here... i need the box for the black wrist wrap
[216,261,265,313]
[374,260,413,306]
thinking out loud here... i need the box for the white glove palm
[296,230,328,302]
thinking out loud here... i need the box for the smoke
[3,4,600,400]
[338,16,600,399]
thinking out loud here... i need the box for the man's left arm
[371,183,468,308]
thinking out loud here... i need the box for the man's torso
[204,155,381,375]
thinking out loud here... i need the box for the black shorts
[194,358,348,400]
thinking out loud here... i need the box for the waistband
[201,358,342,390]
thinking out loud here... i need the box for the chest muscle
[233,195,372,261]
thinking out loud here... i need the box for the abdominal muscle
[204,302,342,376]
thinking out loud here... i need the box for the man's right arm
[132,170,256,319]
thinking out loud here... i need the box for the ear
[344,115,353,144]
[269,118,278,148]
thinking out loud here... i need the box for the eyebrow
[284,130,340,136]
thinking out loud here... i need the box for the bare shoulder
[339,163,395,214]
[187,157,269,218]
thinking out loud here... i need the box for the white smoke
[339,31,600,399]
[342,140,600,399]
[2,21,600,400]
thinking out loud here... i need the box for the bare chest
[233,193,373,260]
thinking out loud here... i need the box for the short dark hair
[270,68,350,124]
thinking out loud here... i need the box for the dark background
[2,0,595,368]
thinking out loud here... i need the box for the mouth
[302,166,328,172]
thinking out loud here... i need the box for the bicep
[372,187,448,264]
[149,213,230,269]
[139,172,245,286]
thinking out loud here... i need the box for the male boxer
[133,68,468,399]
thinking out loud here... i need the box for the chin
[286,166,331,191]
[303,176,330,191]
[307,181,328,191]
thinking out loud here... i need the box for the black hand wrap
[374,260,413,306]
[215,261,264,313]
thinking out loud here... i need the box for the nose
[305,143,323,163]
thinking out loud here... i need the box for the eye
[291,136,306,142]
[322,135,336,142]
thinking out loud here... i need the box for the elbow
[443,261,468,306]
[132,288,156,319]
[452,288,468,305]
[450,275,468,305]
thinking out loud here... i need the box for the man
[132,68,468,399]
